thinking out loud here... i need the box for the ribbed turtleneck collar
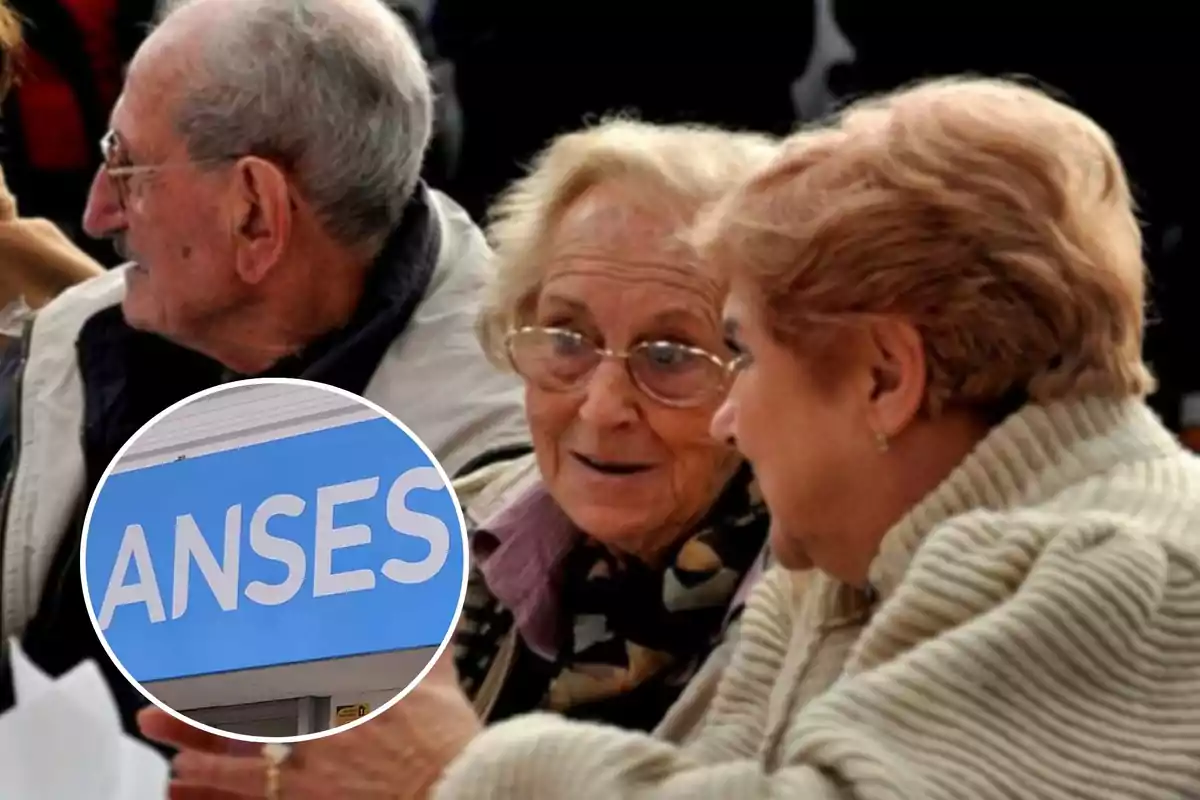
[796,397,1183,626]
[866,397,1181,601]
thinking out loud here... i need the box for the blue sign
[83,417,465,683]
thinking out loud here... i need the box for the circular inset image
[80,378,467,743]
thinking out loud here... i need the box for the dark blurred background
[1,0,1191,434]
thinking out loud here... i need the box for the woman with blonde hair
[149,77,1200,800]
[448,119,777,732]
[0,0,104,346]
[0,0,104,492]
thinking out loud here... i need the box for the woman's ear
[863,317,927,439]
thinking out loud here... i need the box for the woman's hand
[141,651,482,800]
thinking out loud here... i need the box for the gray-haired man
[0,0,527,736]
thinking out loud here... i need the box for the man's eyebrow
[111,126,155,166]
[108,129,136,163]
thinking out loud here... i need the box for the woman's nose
[576,360,639,427]
[82,167,125,239]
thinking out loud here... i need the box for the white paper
[0,639,170,800]
[0,296,34,338]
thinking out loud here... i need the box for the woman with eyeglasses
[449,118,778,732]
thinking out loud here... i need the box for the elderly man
[0,0,527,736]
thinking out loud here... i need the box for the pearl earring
[874,430,890,454]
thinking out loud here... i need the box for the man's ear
[230,157,292,286]
[863,316,927,439]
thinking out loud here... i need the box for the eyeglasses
[99,130,236,212]
[504,326,747,408]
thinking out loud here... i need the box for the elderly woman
[146,78,1200,800]
[448,119,776,729]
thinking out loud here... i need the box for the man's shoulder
[427,189,482,249]
[366,190,526,476]
[29,266,126,346]
[422,189,491,297]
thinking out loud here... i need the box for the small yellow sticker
[333,703,371,727]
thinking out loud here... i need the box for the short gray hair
[159,0,432,246]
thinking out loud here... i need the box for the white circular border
[78,377,470,745]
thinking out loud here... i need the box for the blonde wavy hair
[476,118,779,367]
[692,76,1153,416]
[0,0,20,97]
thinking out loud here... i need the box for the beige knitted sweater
[433,398,1200,799]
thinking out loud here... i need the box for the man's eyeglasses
[99,130,236,212]
[504,326,747,408]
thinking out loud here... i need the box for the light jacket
[0,187,529,643]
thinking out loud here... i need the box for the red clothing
[61,0,124,105]
[14,0,122,173]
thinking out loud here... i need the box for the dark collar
[75,182,443,487]
[236,182,442,391]
[474,462,767,660]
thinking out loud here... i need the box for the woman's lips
[572,452,654,475]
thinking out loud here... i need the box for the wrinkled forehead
[106,91,171,162]
[558,180,719,282]
[552,179,694,253]
[543,182,715,304]
[112,10,209,153]
[538,184,725,324]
